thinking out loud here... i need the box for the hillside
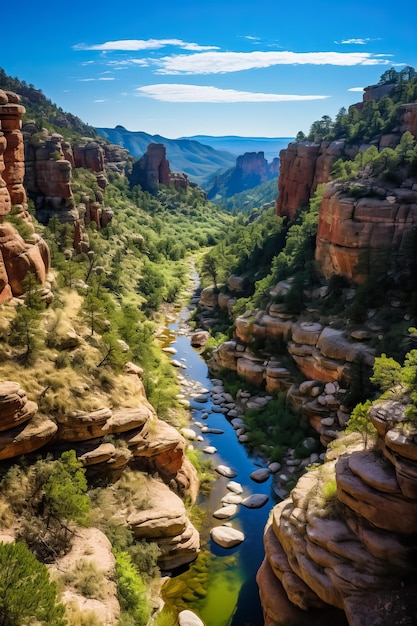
[95,126,236,187]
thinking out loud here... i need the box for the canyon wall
[257,400,417,626]
[0,90,51,302]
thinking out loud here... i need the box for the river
[159,292,279,626]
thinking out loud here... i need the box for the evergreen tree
[0,542,66,626]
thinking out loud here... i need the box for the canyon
[1,72,417,626]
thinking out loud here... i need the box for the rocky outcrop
[127,477,200,570]
[315,179,417,284]
[23,127,114,235]
[276,92,417,223]
[0,90,51,302]
[48,527,120,625]
[0,381,57,459]
[129,143,191,195]
[257,401,417,626]
[213,311,375,386]
[207,151,279,200]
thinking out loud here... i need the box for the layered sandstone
[0,90,51,302]
[126,477,200,570]
[276,92,417,223]
[0,381,57,459]
[257,402,417,626]
[315,179,417,283]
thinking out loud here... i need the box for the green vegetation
[0,451,90,562]
[298,67,417,144]
[0,542,66,626]
[198,205,286,295]
[331,131,417,183]
[345,400,377,448]
[219,178,278,214]
[114,550,151,626]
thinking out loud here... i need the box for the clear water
[161,313,278,626]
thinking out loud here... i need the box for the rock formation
[129,143,190,194]
[276,92,417,223]
[257,401,417,625]
[0,90,52,302]
[207,151,279,200]
[22,126,116,236]
[315,179,417,284]
[127,478,200,570]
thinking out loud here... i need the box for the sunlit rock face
[0,90,51,302]
[276,91,417,225]
[315,180,417,284]
[257,400,417,626]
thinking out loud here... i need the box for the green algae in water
[162,550,245,625]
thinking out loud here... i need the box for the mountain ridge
[95,126,237,187]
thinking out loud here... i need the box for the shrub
[114,550,151,626]
[0,542,66,626]
[63,559,106,599]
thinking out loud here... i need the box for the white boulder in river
[227,481,243,494]
[210,525,245,548]
[178,609,205,626]
[213,504,238,519]
[215,464,237,478]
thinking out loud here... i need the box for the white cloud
[78,77,115,82]
[94,99,107,102]
[335,37,381,45]
[348,87,365,92]
[74,39,219,52]
[136,84,329,103]
[153,50,392,74]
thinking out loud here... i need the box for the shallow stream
[160,297,279,626]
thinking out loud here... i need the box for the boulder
[190,330,210,347]
[178,610,205,626]
[215,464,238,478]
[210,525,245,548]
[213,504,238,519]
[241,494,269,508]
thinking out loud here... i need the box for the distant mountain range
[95,126,235,187]
[180,135,294,162]
[95,126,292,188]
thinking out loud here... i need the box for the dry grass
[64,603,104,626]
[62,559,107,599]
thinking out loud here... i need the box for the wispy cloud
[78,77,116,82]
[74,38,219,52]
[335,37,381,45]
[348,87,365,92]
[136,84,330,103]
[153,50,392,74]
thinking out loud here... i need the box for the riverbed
[159,298,279,625]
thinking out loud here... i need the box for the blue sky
[1,0,416,138]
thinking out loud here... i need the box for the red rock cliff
[0,90,51,303]
[276,98,417,223]
[129,143,189,194]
